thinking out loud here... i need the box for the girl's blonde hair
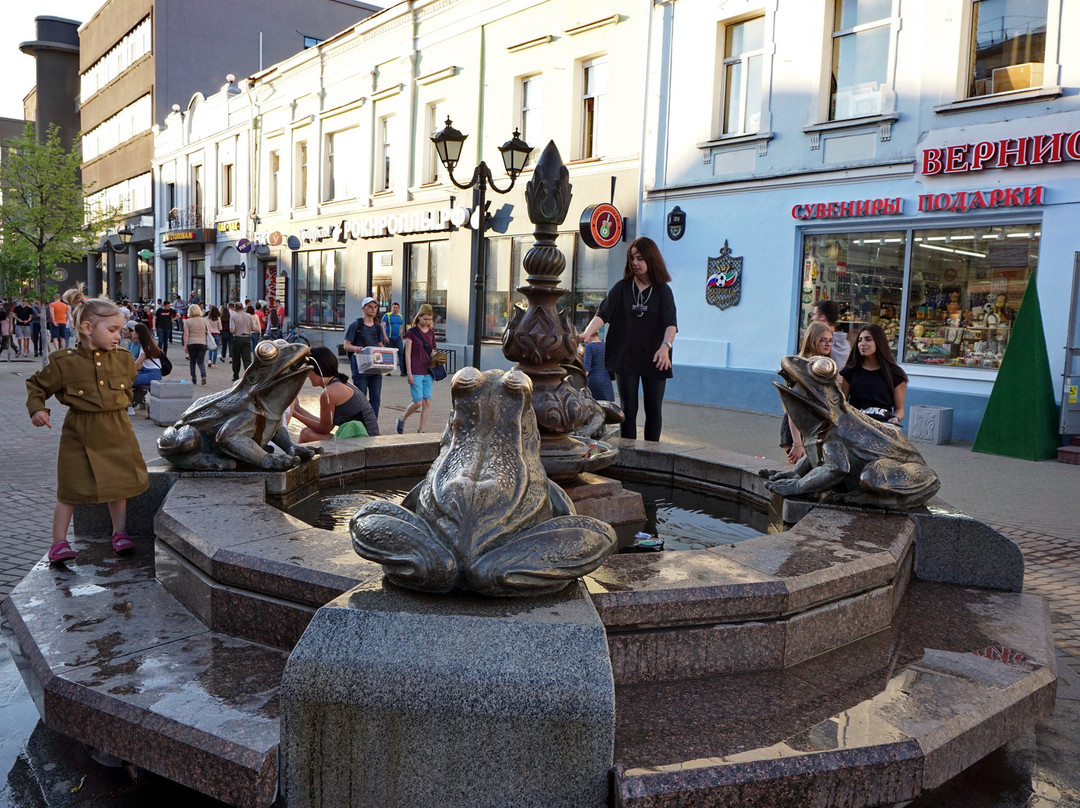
[413,303,433,325]
[188,303,204,318]
[63,284,121,346]
[799,321,834,359]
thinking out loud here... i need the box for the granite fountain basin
[0,432,1056,808]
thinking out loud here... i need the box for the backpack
[160,353,173,376]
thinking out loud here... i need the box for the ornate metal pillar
[502,142,616,479]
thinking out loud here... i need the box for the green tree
[0,123,117,355]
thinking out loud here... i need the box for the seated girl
[290,346,380,442]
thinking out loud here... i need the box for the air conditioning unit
[992,63,1044,93]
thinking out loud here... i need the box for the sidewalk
[2,355,1079,672]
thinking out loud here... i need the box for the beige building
[78,0,379,301]
[155,0,647,367]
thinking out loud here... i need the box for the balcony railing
[167,206,205,230]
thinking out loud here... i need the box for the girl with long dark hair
[579,236,678,441]
[840,323,907,425]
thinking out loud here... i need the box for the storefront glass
[905,224,1038,368]
[164,258,179,302]
[799,223,1039,370]
[407,240,449,340]
[295,249,346,328]
[483,234,574,339]
[190,259,205,303]
[137,255,153,303]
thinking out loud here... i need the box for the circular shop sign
[580,203,623,249]
[268,231,283,247]
[237,238,252,253]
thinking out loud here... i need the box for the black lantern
[117,224,134,245]
[431,117,467,173]
[428,117,533,370]
[498,130,533,179]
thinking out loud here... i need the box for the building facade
[77,0,379,302]
[153,0,647,369]
[641,0,1079,440]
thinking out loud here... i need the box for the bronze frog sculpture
[157,340,320,471]
[350,367,618,596]
[763,355,940,509]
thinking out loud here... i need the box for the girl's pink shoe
[48,540,78,563]
[111,532,136,554]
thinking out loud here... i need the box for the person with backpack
[343,297,388,418]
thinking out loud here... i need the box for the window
[221,162,234,207]
[164,258,179,300]
[190,259,206,303]
[82,94,151,161]
[192,165,203,212]
[721,17,765,135]
[378,116,394,192]
[483,233,578,340]
[303,35,323,49]
[407,241,449,340]
[269,151,280,212]
[520,75,543,148]
[580,59,607,159]
[830,0,892,121]
[165,181,175,215]
[137,254,153,303]
[904,224,1038,366]
[426,103,445,184]
[798,224,1039,372]
[295,249,346,327]
[80,17,151,100]
[324,129,357,200]
[295,141,308,207]
[968,0,1047,97]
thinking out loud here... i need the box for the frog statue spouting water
[762,355,940,510]
[157,340,321,471]
[350,367,618,597]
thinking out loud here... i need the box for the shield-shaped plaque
[666,206,686,241]
[706,240,742,310]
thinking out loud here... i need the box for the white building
[153,0,648,369]
[641,0,1079,440]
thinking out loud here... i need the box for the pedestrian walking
[398,304,437,434]
[381,301,406,376]
[48,293,70,350]
[579,236,678,441]
[154,300,176,353]
[219,302,232,360]
[30,299,43,356]
[182,304,210,385]
[25,286,148,564]
[13,298,34,357]
[231,303,255,380]
[344,296,388,418]
[206,306,222,368]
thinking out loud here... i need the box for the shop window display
[800,232,906,357]
[799,225,1038,371]
[905,224,1037,368]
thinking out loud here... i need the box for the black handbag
[410,327,447,381]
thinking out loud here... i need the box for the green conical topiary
[973,278,1060,460]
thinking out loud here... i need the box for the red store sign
[792,185,1044,220]
[922,132,1080,175]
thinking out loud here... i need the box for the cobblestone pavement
[1,354,1079,806]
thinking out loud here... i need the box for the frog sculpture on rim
[350,367,618,597]
[762,354,940,510]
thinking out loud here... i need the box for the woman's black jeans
[616,373,667,441]
[188,344,207,382]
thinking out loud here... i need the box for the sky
[0,0,93,121]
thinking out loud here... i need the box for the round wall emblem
[579,203,623,249]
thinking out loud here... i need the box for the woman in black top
[840,323,908,426]
[579,237,677,441]
[290,347,380,441]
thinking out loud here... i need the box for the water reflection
[288,476,766,551]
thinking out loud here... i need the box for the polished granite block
[3,538,287,808]
[609,619,786,684]
[783,586,894,667]
[609,440,702,474]
[74,469,179,537]
[911,513,1025,592]
[613,581,1056,808]
[53,632,285,808]
[587,551,787,629]
[282,579,615,808]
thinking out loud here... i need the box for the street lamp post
[430,117,531,369]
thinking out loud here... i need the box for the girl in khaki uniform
[26,287,149,563]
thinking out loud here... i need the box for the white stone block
[909,405,953,445]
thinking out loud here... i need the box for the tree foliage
[0,123,117,299]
